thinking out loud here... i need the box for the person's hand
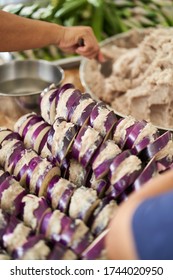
[56,25,103,60]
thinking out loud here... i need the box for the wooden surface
[0,67,84,130]
[63,68,84,92]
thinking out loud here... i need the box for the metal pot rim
[0,59,64,96]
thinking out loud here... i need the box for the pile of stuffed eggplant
[1,82,173,260]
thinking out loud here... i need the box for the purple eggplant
[81,230,108,260]
[68,93,96,127]
[0,171,10,186]
[58,184,75,213]
[125,121,158,152]
[15,113,43,138]
[14,112,36,133]
[55,83,75,105]
[156,153,173,170]
[69,186,100,223]
[47,118,78,165]
[71,230,93,256]
[90,102,117,138]
[13,149,38,187]
[25,156,43,188]
[92,140,121,179]
[72,125,103,168]
[89,172,109,198]
[38,130,50,156]
[21,194,50,230]
[143,131,172,160]
[40,88,58,124]
[35,164,61,197]
[60,156,70,177]
[39,210,72,242]
[66,90,82,119]
[4,141,25,174]
[0,129,21,146]
[23,120,45,147]
[48,243,77,260]
[49,91,58,124]
[46,175,60,202]
[64,159,90,187]
[113,116,136,148]
[105,184,124,200]
[27,156,60,195]
[0,176,26,215]
[109,150,142,194]
[124,120,148,149]
[133,158,157,190]
[39,211,53,236]
[131,122,159,155]
[55,87,81,121]
[22,116,44,139]
[12,235,50,260]
[0,209,10,246]
[28,122,51,153]
[0,128,12,146]
[47,177,76,212]
[0,139,22,168]
[131,137,151,156]
[2,216,32,254]
[91,199,118,236]
[60,219,93,255]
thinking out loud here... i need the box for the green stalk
[161,6,173,26]
[55,0,87,18]
[19,4,39,18]
[91,0,104,41]
[2,3,24,14]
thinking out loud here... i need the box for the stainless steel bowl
[0,59,64,119]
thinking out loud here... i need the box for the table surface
[0,67,84,130]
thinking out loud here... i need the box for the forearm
[0,10,63,52]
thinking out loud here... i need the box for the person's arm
[0,10,100,59]
[106,169,173,259]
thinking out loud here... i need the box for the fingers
[57,25,102,59]
[76,46,98,59]
[75,26,100,59]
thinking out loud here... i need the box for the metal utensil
[99,58,113,78]
[78,37,113,78]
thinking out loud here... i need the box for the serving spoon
[78,38,113,78]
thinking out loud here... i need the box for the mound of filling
[85,28,173,129]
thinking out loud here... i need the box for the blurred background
[1,0,173,61]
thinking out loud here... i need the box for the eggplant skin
[90,102,117,137]
[72,125,103,168]
[81,230,108,260]
[109,151,141,193]
[12,235,50,260]
[133,158,157,190]
[48,244,77,260]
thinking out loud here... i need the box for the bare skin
[106,170,173,259]
[0,10,103,60]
